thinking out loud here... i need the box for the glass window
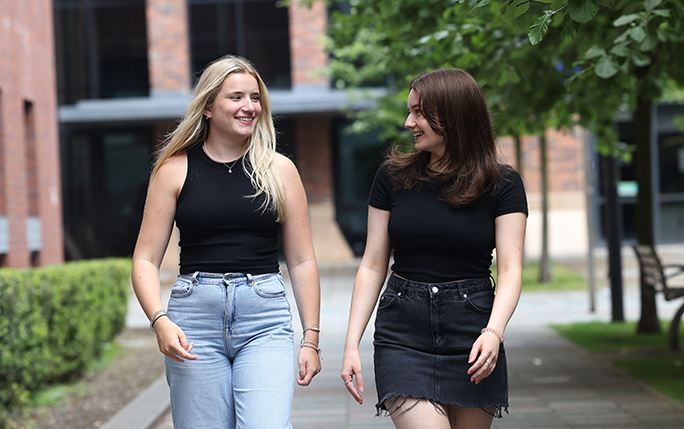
[188,0,291,88]
[332,118,389,255]
[54,0,149,104]
[61,125,153,259]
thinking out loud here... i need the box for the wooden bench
[632,245,684,351]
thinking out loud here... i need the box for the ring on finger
[485,360,491,365]
[344,380,353,385]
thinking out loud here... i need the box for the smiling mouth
[413,132,423,140]
[236,117,254,123]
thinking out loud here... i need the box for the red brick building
[57,0,359,266]
[0,0,64,267]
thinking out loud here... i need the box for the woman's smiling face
[404,88,445,163]
[204,72,262,142]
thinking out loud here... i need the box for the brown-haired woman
[341,68,528,429]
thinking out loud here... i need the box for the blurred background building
[0,0,682,268]
[0,0,64,268]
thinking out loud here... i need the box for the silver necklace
[203,142,241,173]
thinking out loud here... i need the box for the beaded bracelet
[481,327,504,343]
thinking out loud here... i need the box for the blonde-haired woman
[132,55,321,428]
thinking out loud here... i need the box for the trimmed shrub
[0,258,130,421]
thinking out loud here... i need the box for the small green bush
[0,258,130,421]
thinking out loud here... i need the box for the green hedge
[0,258,131,419]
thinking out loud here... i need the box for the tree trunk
[539,132,551,283]
[633,96,660,334]
[514,134,523,174]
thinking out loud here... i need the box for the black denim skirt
[373,273,508,415]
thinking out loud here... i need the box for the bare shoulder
[152,153,188,195]
[273,153,300,180]
[156,153,186,176]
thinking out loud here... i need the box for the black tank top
[174,144,280,275]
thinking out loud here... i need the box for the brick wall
[0,0,63,267]
[146,0,191,95]
[498,128,586,196]
[288,0,328,89]
[295,116,333,203]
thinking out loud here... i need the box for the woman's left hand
[296,346,322,386]
[466,333,501,384]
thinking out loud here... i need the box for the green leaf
[568,0,599,24]
[595,56,618,78]
[614,29,630,44]
[561,15,581,39]
[610,43,630,57]
[651,9,671,18]
[632,51,652,67]
[501,0,530,24]
[469,0,491,16]
[585,44,606,59]
[629,26,647,43]
[613,14,639,27]
[528,10,554,45]
[644,0,663,11]
[551,0,566,8]
[639,34,657,51]
[597,0,615,6]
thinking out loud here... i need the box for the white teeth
[237,117,253,122]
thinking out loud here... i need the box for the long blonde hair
[152,55,287,221]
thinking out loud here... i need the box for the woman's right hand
[341,348,364,404]
[154,317,197,362]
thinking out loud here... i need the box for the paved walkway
[112,251,684,429]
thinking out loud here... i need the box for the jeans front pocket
[464,288,495,314]
[251,274,286,298]
[377,288,401,311]
[170,277,195,299]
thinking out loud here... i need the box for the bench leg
[669,302,684,352]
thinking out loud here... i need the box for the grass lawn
[492,261,587,292]
[551,321,684,405]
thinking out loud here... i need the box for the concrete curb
[100,375,170,429]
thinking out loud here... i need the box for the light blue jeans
[165,272,294,429]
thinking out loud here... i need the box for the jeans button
[463,293,468,298]
[432,286,439,293]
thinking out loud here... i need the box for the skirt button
[432,286,439,293]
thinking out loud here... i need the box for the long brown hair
[388,68,502,207]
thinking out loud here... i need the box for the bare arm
[341,206,391,404]
[277,154,321,386]
[468,211,527,384]
[131,154,196,362]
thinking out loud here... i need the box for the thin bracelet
[481,327,504,343]
[303,327,321,334]
[149,308,165,322]
[300,342,322,358]
[150,312,168,332]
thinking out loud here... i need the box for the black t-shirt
[368,163,528,283]
[175,145,280,275]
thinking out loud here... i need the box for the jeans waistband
[178,271,280,285]
[387,273,493,297]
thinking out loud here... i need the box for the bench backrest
[632,244,681,301]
